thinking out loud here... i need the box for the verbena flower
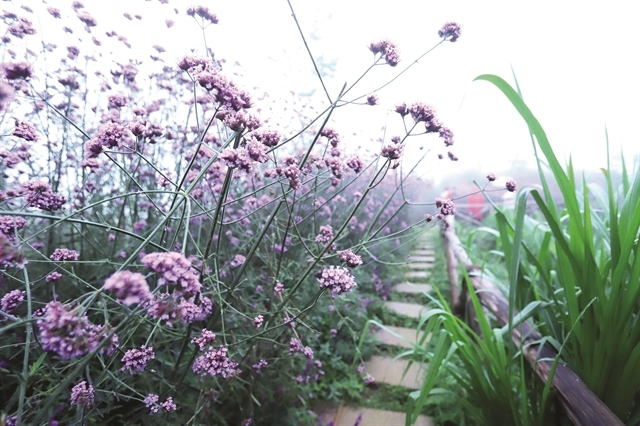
[141,252,201,298]
[253,315,264,328]
[120,345,155,374]
[37,301,115,359]
[191,329,216,350]
[486,173,497,182]
[338,249,363,268]
[50,248,79,261]
[438,22,462,42]
[435,198,456,216]
[317,266,357,296]
[381,144,404,160]
[229,254,246,268]
[368,39,400,66]
[161,397,176,412]
[366,93,379,106]
[23,180,66,211]
[0,233,26,269]
[0,216,27,241]
[144,393,160,415]
[13,119,38,142]
[1,289,25,313]
[346,154,363,174]
[46,271,63,282]
[315,225,334,244]
[192,345,238,378]
[0,81,16,112]
[70,381,94,408]
[506,179,518,192]
[103,271,151,306]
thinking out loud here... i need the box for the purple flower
[229,254,246,268]
[7,17,36,38]
[346,154,363,174]
[161,397,176,412]
[191,328,216,351]
[186,6,219,23]
[435,198,456,216]
[221,148,252,172]
[315,225,334,244]
[289,338,303,355]
[252,129,280,147]
[438,22,462,42]
[70,381,94,408]
[144,393,160,415]
[0,216,27,241]
[253,315,264,328]
[366,93,379,106]
[317,266,357,297]
[192,345,238,378]
[1,289,25,313]
[302,346,314,360]
[409,102,437,123]
[381,143,404,160]
[486,173,496,182]
[23,180,66,211]
[274,282,284,293]
[338,249,363,268]
[0,233,26,269]
[141,252,201,298]
[368,39,400,67]
[13,120,39,142]
[252,359,268,372]
[0,81,16,112]
[439,126,454,146]
[50,248,79,261]
[506,179,518,192]
[120,345,155,374]
[37,301,116,359]
[103,271,151,306]
[46,271,63,282]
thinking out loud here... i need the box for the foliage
[0,2,462,425]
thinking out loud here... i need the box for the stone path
[328,234,437,425]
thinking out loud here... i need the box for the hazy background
[27,0,640,188]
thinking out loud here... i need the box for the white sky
[27,0,640,179]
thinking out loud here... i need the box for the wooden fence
[441,215,624,426]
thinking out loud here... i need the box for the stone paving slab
[334,406,433,426]
[408,255,436,263]
[363,355,427,389]
[393,282,433,294]
[384,301,430,318]
[404,271,431,280]
[411,250,436,257]
[407,262,434,270]
[375,325,430,348]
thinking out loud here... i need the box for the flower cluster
[346,154,363,174]
[144,394,177,415]
[381,143,404,160]
[338,249,363,268]
[141,252,201,298]
[253,315,264,328]
[506,179,518,192]
[186,5,219,24]
[368,39,400,67]
[1,289,25,313]
[0,216,27,241]
[3,61,32,80]
[438,22,462,42]
[229,254,246,268]
[50,248,80,261]
[70,381,94,408]
[289,338,315,360]
[435,198,456,216]
[316,266,357,296]
[22,180,66,211]
[120,345,155,374]
[84,122,126,158]
[192,345,239,378]
[0,233,25,269]
[315,225,334,244]
[37,301,117,359]
[103,271,151,306]
[13,119,38,142]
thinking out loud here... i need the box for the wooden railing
[441,215,624,426]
